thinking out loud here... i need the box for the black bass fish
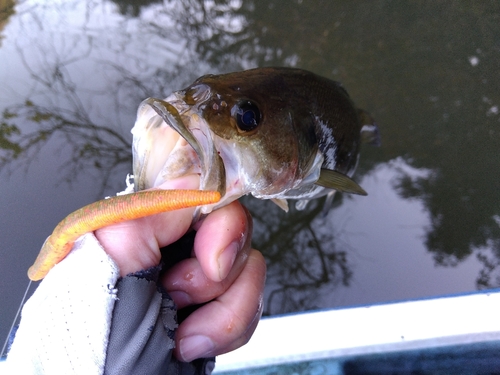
[27,68,379,281]
[132,67,379,214]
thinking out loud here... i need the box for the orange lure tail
[28,189,221,281]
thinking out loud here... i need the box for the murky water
[1,0,499,341]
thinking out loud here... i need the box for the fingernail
[179,335,215,362]
[169,291,192,308]
[218,241,238,281]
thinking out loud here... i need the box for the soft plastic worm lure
[28,189,221,281]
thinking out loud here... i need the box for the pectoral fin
[316,168,367,196]
[271,198,289,212]
[321,190,337,217]
[358,109,381,146]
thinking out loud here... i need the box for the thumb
[95,174,201,276]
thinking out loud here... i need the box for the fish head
[132,68,373,216]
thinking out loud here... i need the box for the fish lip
[139,97,226,203]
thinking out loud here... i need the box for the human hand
[94,175,266,362]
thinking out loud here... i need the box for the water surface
[1,0,499,341]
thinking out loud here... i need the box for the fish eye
[232,100,261,131]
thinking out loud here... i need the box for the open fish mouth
[131,95,226,214]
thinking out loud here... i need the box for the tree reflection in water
[1,99,131,195]
[247,196,354,315]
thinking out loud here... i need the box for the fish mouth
[132,95,226,215]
